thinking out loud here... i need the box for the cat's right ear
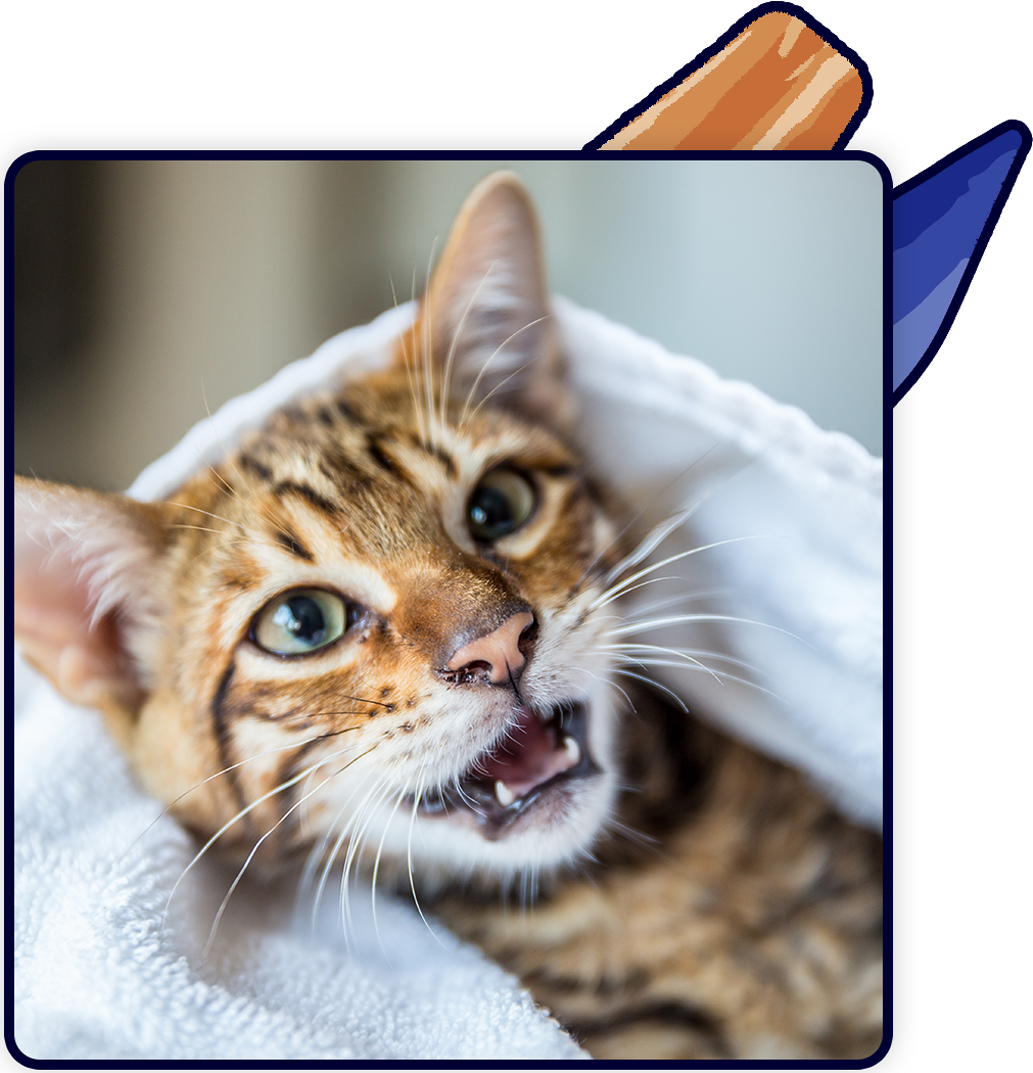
[408,171,575,433]
[14,475,173,719]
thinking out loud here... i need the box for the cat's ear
[14,475,173,716]
[413,171,574,431]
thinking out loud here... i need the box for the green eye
[467,467,537,543]
[252,588,354,656]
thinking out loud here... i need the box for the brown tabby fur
[436,693,882,1059]
[14,172,882,1060]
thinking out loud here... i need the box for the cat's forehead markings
[412,436,459,478]
[267,522,314,563]
[187,486,400,614]
[239,540,400,614]
[390,419,547,480]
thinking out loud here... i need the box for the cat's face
[138,369,624,884]
[14,173,628,887]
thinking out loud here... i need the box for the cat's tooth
[563,735,581,765]
[494,780,516,808]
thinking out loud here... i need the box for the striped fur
[13,172,882,1059]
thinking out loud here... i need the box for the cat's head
[14,173,630,889]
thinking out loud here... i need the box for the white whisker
[166,739,378,929]
[598,642,721,684]
[589,536,763,614]
[611,668,689,713]
[457,315,550,430]
[123,729,359,863]
[440,260,499,427]
[573,445,721,591]
[612,612,803,644]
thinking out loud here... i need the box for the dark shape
[845,106,931,186]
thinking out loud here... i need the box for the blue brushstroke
[892,121,1030,404]
[892,261,966,389]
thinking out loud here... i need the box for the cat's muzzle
[415,700,598,839]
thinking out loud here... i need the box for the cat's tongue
[478,705,579,802]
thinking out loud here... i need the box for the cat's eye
[467,467,537,543]
[251,588,357,656]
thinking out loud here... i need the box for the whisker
[598,642,721,684]
[422,240,439,447]
[312,771,388,935]
[121,726,362,861]
[440,260,499,428]
[194,384,285,538]
[459,313,553,429]
[169,523,223,535]
[164,741,363,919]
[334,770,391,923]
[340,776,396,942]
[391,272,429,447]
[573,445,721,592]
[369,784,414,959]
[611,668,689,713]
[616,658,783,701]
[589,536,765,613]
[611,612,804,644]
[198,381,246,492]
[164,501,264,542]
[200,743,380,956]
[604,641,764,675]
[624,588,730,618]
[587,574,685,613]
[602,501,705,588]
[403,766,446,945]
[577,441,779,611]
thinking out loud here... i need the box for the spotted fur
[13,172,882,1059]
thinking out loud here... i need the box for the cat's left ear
[413,171,574,432]
[14,475,173,722]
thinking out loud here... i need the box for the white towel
[13,298,882,1061]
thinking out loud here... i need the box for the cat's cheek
[128,691,231,831]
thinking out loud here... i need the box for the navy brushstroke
[892,121,1030,405]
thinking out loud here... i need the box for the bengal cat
[13,171,883,1060]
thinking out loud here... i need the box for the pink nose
[446,611,535,686]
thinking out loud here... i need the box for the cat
[13,171,882,1060]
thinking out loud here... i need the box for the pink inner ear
[15,531,121,704]
[14,483,156,708]
[16,536,101,653]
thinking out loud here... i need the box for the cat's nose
[445,610,535,687]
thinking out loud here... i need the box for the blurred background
[13,157,883,491]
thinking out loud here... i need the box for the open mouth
[417,701,597,838]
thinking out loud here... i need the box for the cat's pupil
[252,588,350,656]
[467,468,536,542]
[470,488,512,533]
[273,596,326,645]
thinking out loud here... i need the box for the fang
[563,734,581,765]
